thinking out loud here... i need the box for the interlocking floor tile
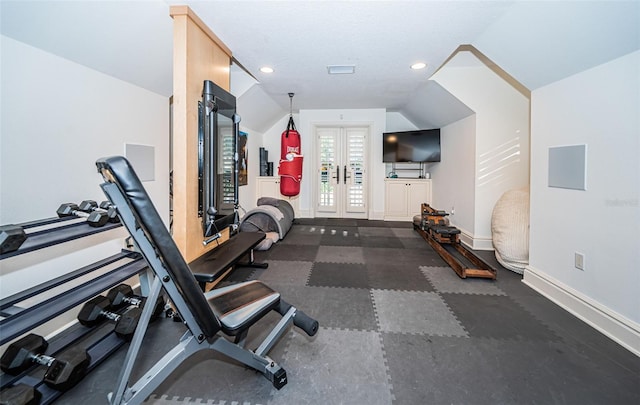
[371,289,467,336]
[390,227,421,239]
[367,263,434,292]
[319,226,362,246]
[307,262,369,289]
[253,260,312,286]
[279,233,322,245]
[358,227,390,237]
[360,236,404,248]
[442,293,560,341]
[266,284,378,331]
[325,218,359,227]
[364,247,446,267]
[399,237,428,249]
[266,243,319,261]
[270,328,393,405]
[420,265,506,295]
[315,245,365,263]
[382,334,640,405]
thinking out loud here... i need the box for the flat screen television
[382,129,441,162]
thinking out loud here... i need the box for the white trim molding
[457,226,494,251]
[523,266,640,357]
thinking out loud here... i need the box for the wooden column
[170,5,233,261]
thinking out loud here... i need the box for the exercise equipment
[77,296,142,339]
[0,383,41,405]
[278,93,303,197]
[105,284,165,320]
[1,334,90,391]
[56,203,109,227]
[78,200,119,223]
[239,198,295,244]
[96,156,318,404]
[416,203,496,280]
[0,225,27,254]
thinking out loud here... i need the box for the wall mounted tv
[383,129,441,162]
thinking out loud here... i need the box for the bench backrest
[96,156,221,338]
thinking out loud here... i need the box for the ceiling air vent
[327,65,355,75]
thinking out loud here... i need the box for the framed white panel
[548,144,587,190]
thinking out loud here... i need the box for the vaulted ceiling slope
[1,1,638,133]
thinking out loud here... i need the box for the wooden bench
[190,232,269,290]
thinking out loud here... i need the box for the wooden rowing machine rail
[416,203,497,280]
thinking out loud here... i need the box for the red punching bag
[278,115,303,196]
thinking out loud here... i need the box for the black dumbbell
[0,225,27,254]
[0,334,90,391]
[77,200,119,223]
[106,284,165,320]
[0,383,41,405]
[77,296,142,340]
[56,203,109,227]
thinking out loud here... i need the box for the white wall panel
[528,50,640,325]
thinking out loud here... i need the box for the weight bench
[96,156,318,405]
[191,231,269,291]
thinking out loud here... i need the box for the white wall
[525,51,639,354]
[0,35,169,338]
[429,115,477,239]
[1,36,170,225]
[432,53,530,248]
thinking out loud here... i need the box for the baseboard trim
[523,266,640,357]
[457,226,493,251]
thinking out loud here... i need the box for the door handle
[334,166,340,184]
[344,165,347,183]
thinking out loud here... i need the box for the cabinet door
[384,180,409,218]
[407,181,429,218]
[256,177,281,200]
[255,177,299,215]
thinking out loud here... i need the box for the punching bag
[278,116,303,196]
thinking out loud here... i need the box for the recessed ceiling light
[411,62,427,70]
[260,66,274,73]
[327,65,356,75]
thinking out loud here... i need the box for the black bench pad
[190,232,266,284]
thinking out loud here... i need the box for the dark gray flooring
[59,219,640,404]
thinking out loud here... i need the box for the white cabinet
[384,179,432,221]
[255,177,300,215]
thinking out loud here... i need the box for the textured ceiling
[174,0,515,121]
[2,1,638,133]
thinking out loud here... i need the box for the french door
[315,126,368,218]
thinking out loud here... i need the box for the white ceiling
[1,1,638,132]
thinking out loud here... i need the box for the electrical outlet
[575,252,585,270]
[451,206,455,215]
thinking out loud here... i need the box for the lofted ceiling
[1,1,638,133]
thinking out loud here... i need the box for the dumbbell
[77,200,119,223]
[106,284,165,320]
[77,296,142,340]
[0,334,90,391]
[0,383,41,405]
[56,203,109,227]
[0,225,27,254]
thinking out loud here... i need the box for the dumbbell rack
[0,217,150,404]
[0,216,122,260]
